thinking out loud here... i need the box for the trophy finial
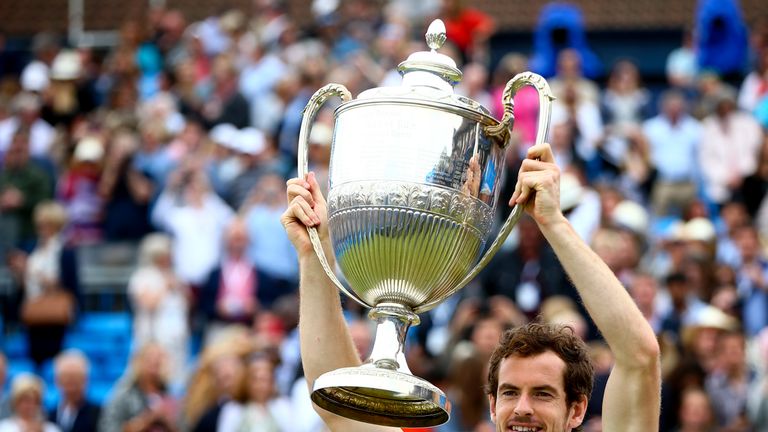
[425,19,447,51]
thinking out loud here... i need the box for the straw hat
[50,49,82,81]
[74,136,104,162]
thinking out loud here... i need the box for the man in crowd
[281,143,661,431]
[49,350,101,432]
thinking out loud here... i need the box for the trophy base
[311,366,450,427]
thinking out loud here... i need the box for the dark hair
[485,322,594,407]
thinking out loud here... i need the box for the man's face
[490,352,586,432]
[57,362,86,402]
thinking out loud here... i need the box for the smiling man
[282,143,661,432]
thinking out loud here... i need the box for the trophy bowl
[296,20,554,427]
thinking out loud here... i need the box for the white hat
[235,127,266,155]
[210,123,239,150]
[309,123,333,147]
[50,50,82,81]
[20,61,50,92]
[612,200,649,234]
[74,136,104,162]
[683,217,716,242]
[559,172,584,211]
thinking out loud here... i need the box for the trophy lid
[349,19,494,122]
[397,19,463,92]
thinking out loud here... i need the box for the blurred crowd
[0,0,767,431]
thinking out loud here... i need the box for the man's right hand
[282,172,329,256]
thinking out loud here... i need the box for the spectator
[660,273,708,345]
[489,53,540,151]
[242,174,298,308]
[151,163,234,287]
[0,129,53,252]
[440,0,495,63]
[98,343,177,432]
[528,2,602,79]
[481,215,571,318]
[734,225,768,336]
[0,374,59,432]
[218,354,293,431]
[738,133,768,220]
[41,50,90,129]
[666,28,699,90]
[199,54,250,129]
[98,129,154,242]
[597,59,652,181]
[226,127,278,210]
[705,331,753,430]
[674,387,717,432]
[57,136,105,245]
[643,90,702,216]
[20,201,80,368]
[128,233,190,388]
[0,92,55,158]
[738,49,768,114]
[628,272,667,334]
[183,329,252,431]
[695,0,749,79]
[699,88,764,206]
[201,218,259,336]
[49,350,101,432]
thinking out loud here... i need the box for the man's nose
[513,393,534,416]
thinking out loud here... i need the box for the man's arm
[512,144,661,431]
[282,173,398,432]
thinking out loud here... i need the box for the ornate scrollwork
[328,181,493,234]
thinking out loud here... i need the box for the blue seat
[7,358,35,380]
[88,381,115,405]
[75,313,132,336]
[3,332,28,358]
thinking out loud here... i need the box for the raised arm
[511,144,661,431]
[281,173,398,432]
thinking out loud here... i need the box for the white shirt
[217,399,294,432]
[0,418,60,432]
[151,192,234,285]
[699,111,763,203]
[0,117,55,157]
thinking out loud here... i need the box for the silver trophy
[297,19,554,427]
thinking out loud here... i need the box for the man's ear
[566,395,588,429]
[489,394,497,424]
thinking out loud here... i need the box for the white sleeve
[150,191,177,231]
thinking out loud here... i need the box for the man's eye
[535,392,553,399]
[502,390,518,397]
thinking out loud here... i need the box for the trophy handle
[297,84,370,308]
[416,72,555,313]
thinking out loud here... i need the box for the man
[642,90,701,216]
[49,350,101,432]
[0,129,52,252]
[281,144,661,431]
[200,218,259,335]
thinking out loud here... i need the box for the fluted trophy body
[296,20,554,428]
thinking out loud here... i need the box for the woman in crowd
[98,343,177,432]
[19,201,80,369]
[218,353,292,432]
[0,374,60,432]
[128,233,190,389]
